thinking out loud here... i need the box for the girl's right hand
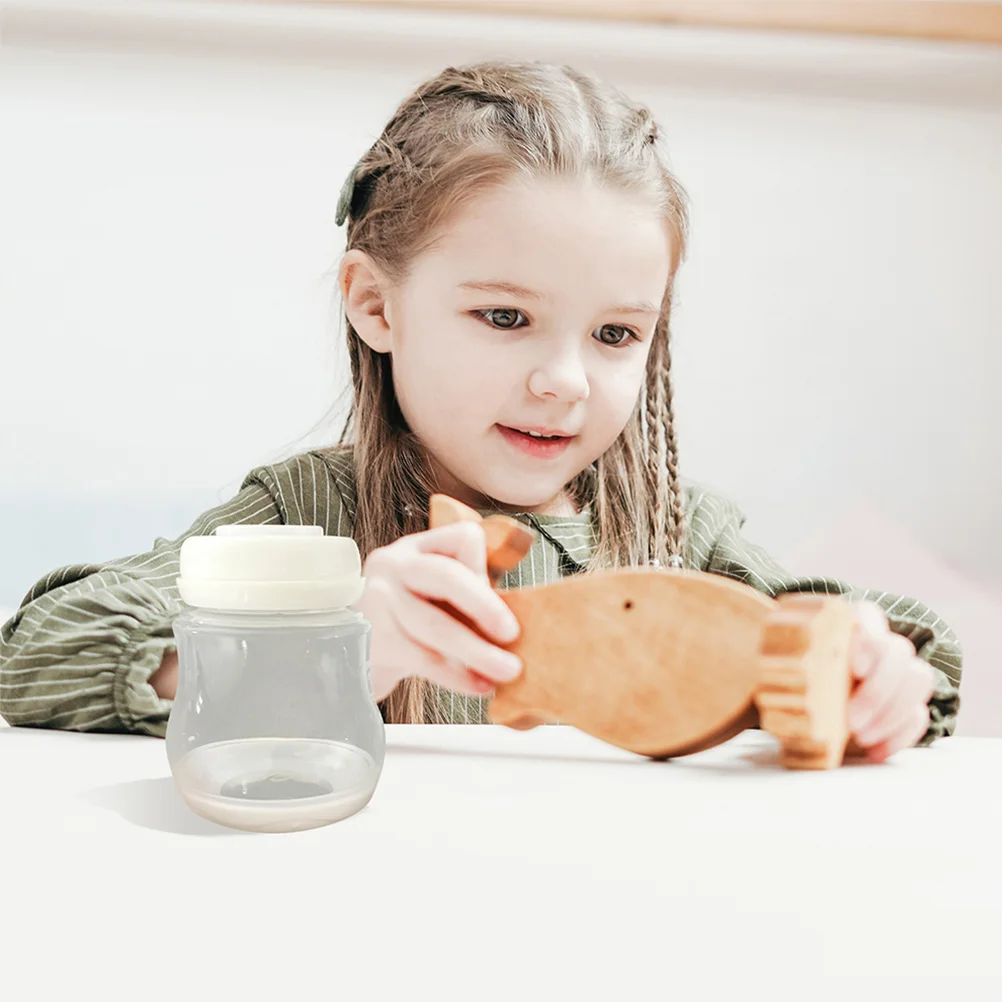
[351,522,524,702]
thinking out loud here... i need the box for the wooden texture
[428,492,856,768]
[428,495,535,585]
[756,594,856,769]
[494,569,775,758]
[317,1,1002,45]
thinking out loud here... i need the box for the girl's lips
[496,424,576,458]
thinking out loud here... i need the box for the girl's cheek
[607,361,648,405]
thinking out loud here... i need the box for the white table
[1,724,1000,1001]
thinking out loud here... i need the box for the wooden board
[493,569,776,757]
[429,495,534,585]
[756,594,855,769]
[428,492,855,768]
[319,1,1002,45]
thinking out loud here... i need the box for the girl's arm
[684,486,962,745]
[0,483,281,735]
[0,453,350,735]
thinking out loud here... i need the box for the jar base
[172,737,378,833]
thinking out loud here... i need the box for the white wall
[2,1,1000,732]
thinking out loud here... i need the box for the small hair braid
[659,332,686,566]
[644,321,686,568]
[643,340,666,567]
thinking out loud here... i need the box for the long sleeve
[0,485,282,736]
[0,450,357,737]
[683,486,962,744]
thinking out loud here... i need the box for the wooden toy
[429,494,859,770]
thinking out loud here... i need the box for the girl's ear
[339,249,393,353]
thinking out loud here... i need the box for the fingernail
[497,613,520,642]
[492,650,523,680]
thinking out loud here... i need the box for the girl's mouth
[496,425,576,458]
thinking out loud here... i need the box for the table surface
[1,723,1000,1000]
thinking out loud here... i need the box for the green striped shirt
[0,448,961,742]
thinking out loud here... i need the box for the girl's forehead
[414,175,673,300]
[447,174,659,237]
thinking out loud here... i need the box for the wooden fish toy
[429,494,859,770]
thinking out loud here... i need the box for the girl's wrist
[150,649,179,700]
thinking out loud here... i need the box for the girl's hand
[351,522,523,702]
[847,601,936,763]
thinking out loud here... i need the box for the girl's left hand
[847,601,936,764]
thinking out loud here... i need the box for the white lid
[177,525,364,612]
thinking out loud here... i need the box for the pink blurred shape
[785,501,1001,738]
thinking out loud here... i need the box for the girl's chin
[432,440,586,513]
[476,479,580,516]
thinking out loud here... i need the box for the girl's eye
[478,308,528,330]
[593,324,639,347]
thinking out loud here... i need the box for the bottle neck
[176,606,367,628]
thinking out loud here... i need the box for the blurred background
[1,1,1000,733]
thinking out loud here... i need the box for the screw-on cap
[177,525,364,612]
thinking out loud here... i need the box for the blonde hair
[334,60,689,723]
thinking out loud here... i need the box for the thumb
[849,601,888,681]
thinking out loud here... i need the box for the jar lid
[177,525,364,612]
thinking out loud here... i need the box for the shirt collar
[319,447,596,572]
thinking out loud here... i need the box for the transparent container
[166,525,384,833]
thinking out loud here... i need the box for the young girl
[0,61,960,762]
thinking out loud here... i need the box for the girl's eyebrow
[459,280,544,300]
[611,302,660,317]
[458,280,658,315]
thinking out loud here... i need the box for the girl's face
[366,175,673,514]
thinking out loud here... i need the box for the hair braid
[643,330,667,567]
[641,314,686,569]
[659,327,686,566]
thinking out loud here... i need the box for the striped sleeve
[686,488,962,745]
[0,484,283,736]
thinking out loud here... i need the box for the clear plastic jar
[166,525,384,833]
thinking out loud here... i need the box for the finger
[369,523,489,582]
[413,522,489,578]
[849,630,881,682]
[398,551,520,644]
[849,602,890,680]
[367,609,495,698]
[418,652,497,697]
[847,633,916,738]
[449,660,496,696]
[389,586,523,685]
[866,705,931,764]
[440,656,495,695]
[852,600,890,633]
[854,662,932,747]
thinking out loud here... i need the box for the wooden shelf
[313,1,1002,45]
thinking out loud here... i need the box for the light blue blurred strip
[0,496,208,609]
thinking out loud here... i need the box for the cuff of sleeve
[919,666,960,747]
[883,613,961,747]
[113,628,175,738]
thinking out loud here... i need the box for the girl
[0,61,960,762]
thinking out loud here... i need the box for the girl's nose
[527,349,590,403]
